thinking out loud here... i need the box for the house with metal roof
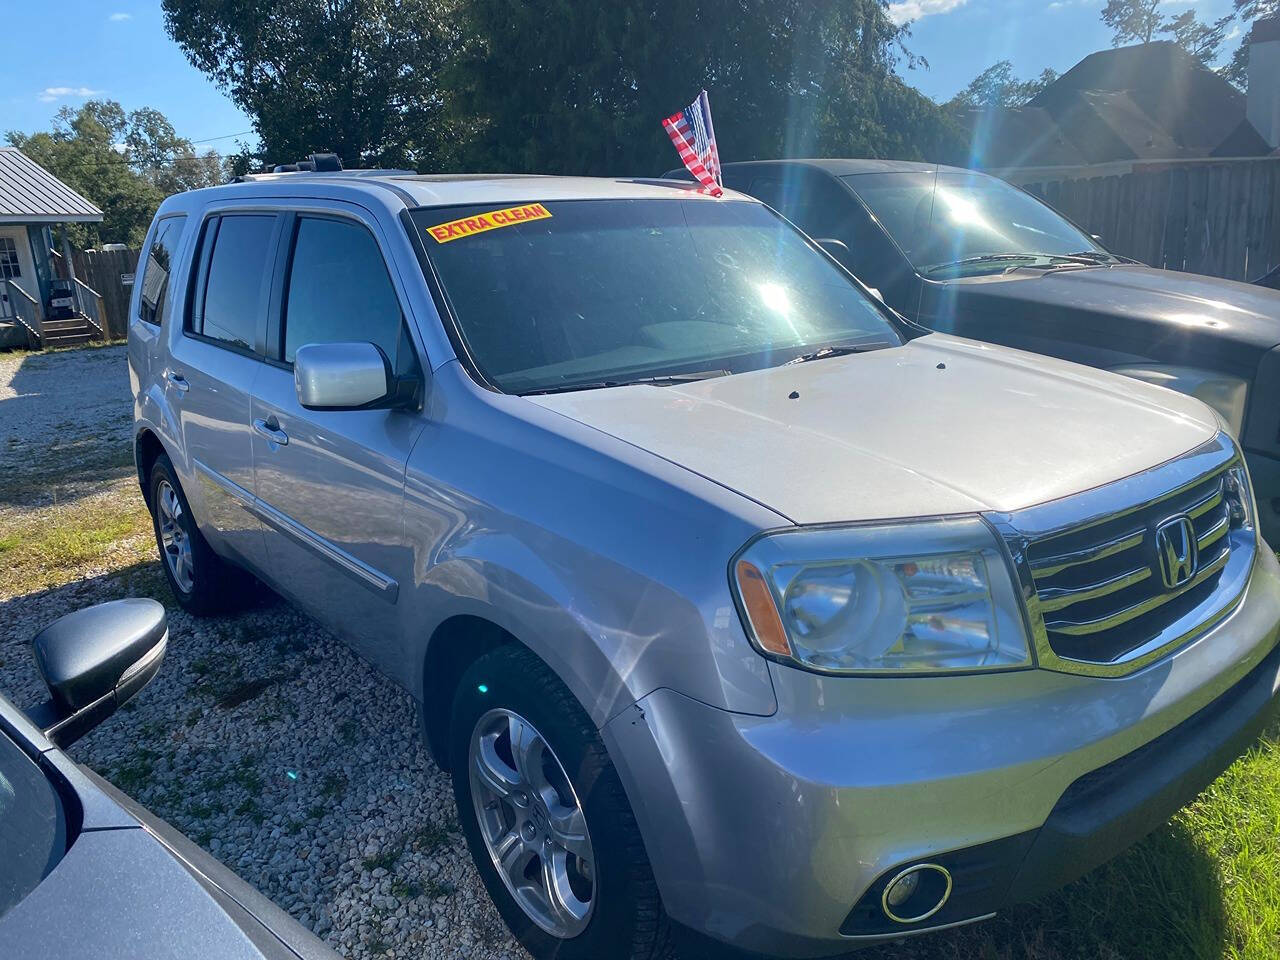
[0,147,107,349]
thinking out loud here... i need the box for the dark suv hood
[933,264,1280,371]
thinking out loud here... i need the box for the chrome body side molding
[192,459,399,602]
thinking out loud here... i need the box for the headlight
[1224,460,1256,533]
[1110,365,1249,437]
[732,518,1031,675]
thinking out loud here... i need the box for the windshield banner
[426,203,553,243]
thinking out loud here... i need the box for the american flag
[662,90,722,196]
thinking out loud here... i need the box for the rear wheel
[147,454,255,616]
[450,645,672,960]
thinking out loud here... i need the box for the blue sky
[0,0,1247,154]
[0,2,253,152]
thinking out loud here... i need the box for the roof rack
[233,150,417,183]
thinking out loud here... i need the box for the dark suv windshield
[411,198,900,394]
[843,171,1105,276]
[0,725,65,919]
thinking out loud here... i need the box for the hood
[934,264,1280,367]
[527,334,1219,525]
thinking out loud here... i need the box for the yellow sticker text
[427,203,553,243]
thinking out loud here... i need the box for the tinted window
[139,216,186,326]
[412,199,899,394]
[0,728,65,919]
[196,215,276,351]
[283,217,410,372]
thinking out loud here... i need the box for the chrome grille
[1025,470,1233,665]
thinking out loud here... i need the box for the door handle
[253,417,289,446]
[165,371,190,393]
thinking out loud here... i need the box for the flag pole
[700,90,722,189]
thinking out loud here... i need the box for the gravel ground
[0,345,526,960]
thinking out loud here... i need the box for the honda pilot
[128,168,1280,959]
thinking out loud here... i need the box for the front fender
[404,526,767,729]
[399,376,783,728]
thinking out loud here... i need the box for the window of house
[282,217,412,373]
[194,215,277,352]
[139,216,186,326]
[0,238,21,280]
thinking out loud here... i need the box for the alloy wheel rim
[156,480,194,593]
[468,707,596,938]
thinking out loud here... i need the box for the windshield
[843,171,1106,276]
[411,199,900,394]
[0,725,65,919]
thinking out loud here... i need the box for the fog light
[880,863,952,924]
[885,870,919,908]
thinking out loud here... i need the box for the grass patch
[875,732,1280,960]
[411,821,454,854]
[390,878,423,900]
[0,486,152,597]
[423,878,456,899]
[363,847,402,872]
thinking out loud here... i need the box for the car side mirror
[294,341,419,411]
[28,599,167,748]
[1091,234,1104,244]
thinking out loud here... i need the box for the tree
[1162,10,1234,65]
[1101,0,1165,45]
[949,60,1058,108]
[5,101,224,246]
[1224,0,1280,88]
[447,0,960,176]
[160,0,458,171]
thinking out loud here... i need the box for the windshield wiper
[1058,250,1133,264]
[923,254,1039,275]
[522,369,730,395]
[783,343,886,366]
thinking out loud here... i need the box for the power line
[190,129,255,144]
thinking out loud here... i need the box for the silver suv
[129,170,1280,959]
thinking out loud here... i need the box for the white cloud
[887,0,969,25]
[108,11,132,20]
[37,86,104,103]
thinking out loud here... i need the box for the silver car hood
[526,334,1219,525]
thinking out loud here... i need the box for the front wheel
[450,646,672,960]
[147,454,256,616]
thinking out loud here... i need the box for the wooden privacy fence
[1018,158,1280,284]
[70,246,140,340]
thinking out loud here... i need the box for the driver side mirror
[294,341,420,411]
[28,599,167,748]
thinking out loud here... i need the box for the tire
[147,453,255,616]
[450,645,672,960]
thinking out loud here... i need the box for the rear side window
[192,214,277,352]
[282,216,413,373]
[138,215,186,326]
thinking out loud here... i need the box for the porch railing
[1,279,42,348]
[70,278,106,338]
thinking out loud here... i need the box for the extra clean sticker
[426,203,552,243]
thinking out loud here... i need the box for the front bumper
[602,550,1280,958]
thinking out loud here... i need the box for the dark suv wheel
[450,645,672,960]
[147,453,255,615]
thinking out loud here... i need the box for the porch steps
[39,315,96,347]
